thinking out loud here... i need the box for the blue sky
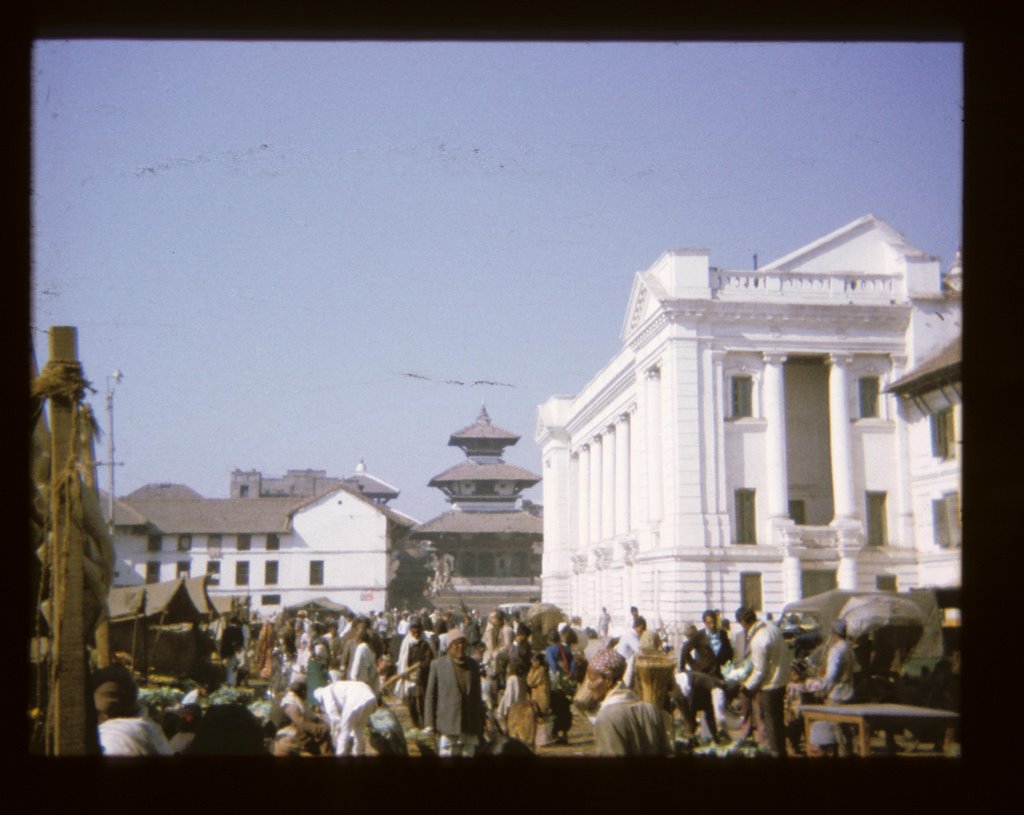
[30,41,962,522]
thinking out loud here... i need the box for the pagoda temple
[411,405,543,612]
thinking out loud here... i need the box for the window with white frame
[931,407,956,460]
[858,376,880,418]
[866,491,888,547]
[932,492,961,549]
[731,375,754,418]
[740,572,762,611]
[735,489,756,544]
[876,574,898,592]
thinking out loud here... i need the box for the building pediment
[620,271,669,342]
[760,214,933,275]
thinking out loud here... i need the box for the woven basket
[635,654,675,708]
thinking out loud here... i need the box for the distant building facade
[886,331,961,588]
[411,407,544,614]
[109,462,419,616]
[229,462,400,504]
[536,216,961,633]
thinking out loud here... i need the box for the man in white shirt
[92,666,172,756]
[314,679,379,756]
[615,616,647,688]
[348,629,380,692]
[396,612,410,637]
[615,616,645,660]
[738,607,792,757]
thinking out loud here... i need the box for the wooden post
[47,326,97,755]
[131,612,140,670]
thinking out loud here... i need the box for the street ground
[374,690,951,758]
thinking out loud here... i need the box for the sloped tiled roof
[285,482,417,528]
[428,461,541,486]
[886,336,961,395]
[449,405,520,443]
[344,472,400,499]
[116,496,303,534]
[102,495,151,527]
[344,459,400,500]
[124,483,204,500]
[411,510,543,536]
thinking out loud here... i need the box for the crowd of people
[89,601,959,758]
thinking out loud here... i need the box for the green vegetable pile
[208,686,256,707]
[675,734,772,758]
[136,686,184,719]
[247,699,273,724]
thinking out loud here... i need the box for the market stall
[107,576,215,679]
[800,703,959,757]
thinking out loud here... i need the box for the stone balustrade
[783,524,840,549]
[711,269,899,301]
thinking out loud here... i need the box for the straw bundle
[634,654,675,709]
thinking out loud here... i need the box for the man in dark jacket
[679,610,734,676]
[678,610,734,741]
[424,628,485,756]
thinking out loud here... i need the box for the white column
[578,445,590,549]
[890,355,916,550]
[602,424,616,539]
[780,527,803,604]
[615,413,631,536]
[837,528,861,591]
[646,366,663,523]
[828,354,857,521]
[763,353,790,519]
[712,351,729,544]
[590,435,603,543]
[630,389,647,535]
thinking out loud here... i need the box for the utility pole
[104,370,124,535]
[46,326,98,754]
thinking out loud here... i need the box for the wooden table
[801,703,959,756]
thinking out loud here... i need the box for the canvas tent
[107,577,215,677]
[783,588,944,663]
[284,596,353,619]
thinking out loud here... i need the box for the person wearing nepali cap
[573,648,671,756]
[423,627,486,756]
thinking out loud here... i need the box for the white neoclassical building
[536,215,961,633]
